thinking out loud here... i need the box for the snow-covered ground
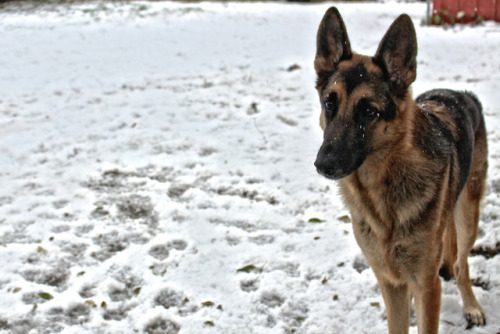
[0,1,499,333]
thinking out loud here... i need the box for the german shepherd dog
[313,8,488,333]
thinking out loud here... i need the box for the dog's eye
[356,98,379,121]
[324,92,338,122]
[363,106,378,119]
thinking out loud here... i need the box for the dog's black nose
[314,158,337,179]
[314,144,339,179]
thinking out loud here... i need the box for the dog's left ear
[374,14,417,97]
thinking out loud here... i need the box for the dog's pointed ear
[374,14,417,97]
[314,7,352,76]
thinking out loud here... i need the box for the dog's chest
[340,168,435,230]
[342,194,415,282]
[339,164,448,281]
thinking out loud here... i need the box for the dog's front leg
[410,275,441,334]
[374,272,411,334]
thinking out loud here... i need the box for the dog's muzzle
[314,142,346,180]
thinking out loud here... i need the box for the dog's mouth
[314,161,348,180]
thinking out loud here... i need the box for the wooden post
[427,0,432,24]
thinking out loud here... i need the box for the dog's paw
[464,308,486,329]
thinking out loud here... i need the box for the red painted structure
[432,0,500,23]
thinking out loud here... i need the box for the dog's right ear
[314,7,352,78]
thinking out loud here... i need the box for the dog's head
[314,7,417,180]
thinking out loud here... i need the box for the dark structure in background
[432,0,500,24]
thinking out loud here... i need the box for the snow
[0,1,499,333]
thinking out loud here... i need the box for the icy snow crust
[0,1,499,333]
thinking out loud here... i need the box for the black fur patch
[343,63,369,95]
[382,93,397,121]
[416,89,482,194]
[415,111,454,160]
[316,69,335,91]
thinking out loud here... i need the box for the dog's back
[416,89,486,196]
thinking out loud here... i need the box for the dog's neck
[338,90,436,239]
